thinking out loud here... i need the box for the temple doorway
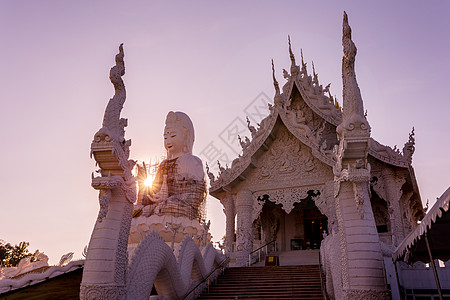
[256,194,328,252]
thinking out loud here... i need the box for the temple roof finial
[288,35,299,76]
[312,61,319,85]
[300,49,307,74]
[272,59,283,106]
[402,127,415,164]
[288,35,295,63]
[271,59,280,94]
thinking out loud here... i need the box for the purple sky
[1,1,449,264]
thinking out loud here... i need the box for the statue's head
[164,111,195,159]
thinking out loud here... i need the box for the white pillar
[235,189,253,266]
[381,168,406,246]
[224,192,235,252]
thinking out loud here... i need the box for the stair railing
[182,256,229,300]
[318,248,328,300]
[247,240,277,267]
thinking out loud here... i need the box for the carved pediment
[243,125,333,191]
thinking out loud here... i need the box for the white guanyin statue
[139,111,206,220]
[130,111,209,254]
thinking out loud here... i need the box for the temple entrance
[256,195,328,252]
[295,198,327,250]
[304,216,327,250]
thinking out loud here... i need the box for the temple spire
[300,49,307,74]
[272,59,283,106]
[271,59,280,94]
[312,61,319,86]
[288,35,299,75]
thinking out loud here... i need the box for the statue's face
[164,126,185,159]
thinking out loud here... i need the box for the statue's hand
[151,192,167,204]
[142,204,155,217]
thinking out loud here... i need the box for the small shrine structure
[209,13,424,299]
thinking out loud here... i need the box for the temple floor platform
[251,249,320,267]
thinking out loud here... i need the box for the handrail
[249,240,276,255]
[182,256,229,300]
[248,240,277,267]
[318,249,328,300]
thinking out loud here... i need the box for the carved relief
[252,186,324,221]
[369,137,413,168]
[335,195,349,289]
[400,191,415,234]
[235,226,253,252]
[352,182,366,219]
[282,38,342,126]
[244,126,331,191]
[287,89,322,133]
[80,285,126,300]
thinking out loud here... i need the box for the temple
[3,12,448,300]
[208,12,423,299]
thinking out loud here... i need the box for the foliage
[0,240,12,265]
[0,240,36,267]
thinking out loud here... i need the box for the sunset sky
[1,1,449,264]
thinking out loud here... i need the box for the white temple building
[2,12,449,300]
[207,12,425,299]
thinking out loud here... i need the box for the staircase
[198,265,325,300]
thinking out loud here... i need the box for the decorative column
[381,168,406,246]
[224,192,235,252]
[235,189,253,266]
[332,13,390,299]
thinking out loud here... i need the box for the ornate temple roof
[209,35,418,201]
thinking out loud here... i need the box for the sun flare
[144,176,153,187]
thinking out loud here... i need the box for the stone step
[213,281,321,286]
[199,296,323,300]
[198,293,323,300]
[223,271,320,276]
[213,280,321,286]
[198,264,325,299]
[207,287,322,296]
[208,284,321,290]
[219,276,321,280]
[225,267,320,272]
[200,291,323,296]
